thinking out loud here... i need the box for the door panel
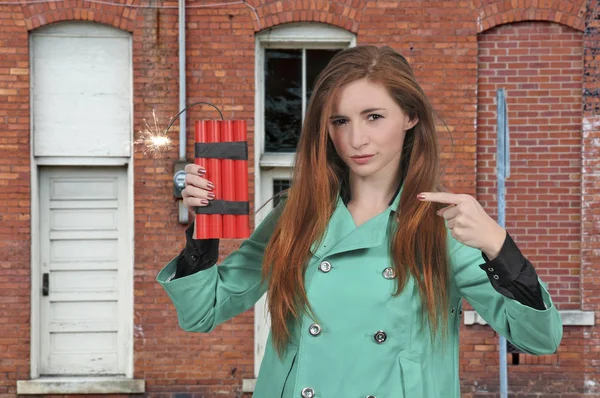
[39,167,128,376]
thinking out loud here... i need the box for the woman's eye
[368,114,383,121]
[331,119,348,126]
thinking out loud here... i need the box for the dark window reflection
[273,179,291,207]
[306,49,340,103]
[264,49,302,153]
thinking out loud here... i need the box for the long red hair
[261,45,450,356]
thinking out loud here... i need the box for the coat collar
[310,184,403,259]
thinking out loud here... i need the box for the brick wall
[465,21,584,396]
[581,0,600,394]
[0,0,597,397]
[477,21,583,308]
[0,2,36,394]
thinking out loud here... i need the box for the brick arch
[249,0,367,32]
[470,0,586,33]
[22,1,137,32]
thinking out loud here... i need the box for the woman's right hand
[182,163,215,212]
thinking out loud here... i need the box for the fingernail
[417,193,426,200]
[207,192,215,200]
[207,182,215,190]
[198,167,206,175]
[200,199,209,205]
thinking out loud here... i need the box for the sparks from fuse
[135,109,172,156]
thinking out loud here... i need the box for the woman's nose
[348,124,369,149]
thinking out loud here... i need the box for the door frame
[30,162,135,379]
[28,26,134,378]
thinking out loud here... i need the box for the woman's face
[328,78,418,183]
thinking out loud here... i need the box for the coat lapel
[310,188,402,259]
[310,196,356,259]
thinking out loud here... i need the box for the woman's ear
[408,118,419,130]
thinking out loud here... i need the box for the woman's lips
[350,155,374,165]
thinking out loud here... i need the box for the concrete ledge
[242,378,256,393]
[464,310,595,326]
[17,378,145,395]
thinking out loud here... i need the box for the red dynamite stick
[220,121,236,238]
[195,121,210,239]
[206,120,223,239]
[233,120,249,238]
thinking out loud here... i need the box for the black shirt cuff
[479,233,546,311]
[174,222,219,279]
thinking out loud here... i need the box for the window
[254,23,356,220]
[272,178,291,207]
[264,48,341,153]
[252,23,355,377]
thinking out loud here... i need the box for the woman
[157,45,562,398]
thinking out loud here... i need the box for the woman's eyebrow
[360,107,386,114]
[329,108,387,119]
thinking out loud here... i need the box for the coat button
[382,267,396,279]
[451,308,455,314]
[309,323,321,336]
[190,254,197,261]
[366,396,376,398]
[374,330,387,344]
[493,274,499,280]
[319,261,332,273]
[488,267,494,272]
[301,387,315,398]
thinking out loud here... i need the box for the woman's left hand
[417,192,507,260]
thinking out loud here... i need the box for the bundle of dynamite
[194,120,250,239]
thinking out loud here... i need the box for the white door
[39,167,129,376]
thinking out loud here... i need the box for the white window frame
[252,23,355,378]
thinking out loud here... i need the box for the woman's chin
[347,165,377,179]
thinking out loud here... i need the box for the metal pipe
[177,0,187,224]
[178,0,186,160]
[496,88,510,398]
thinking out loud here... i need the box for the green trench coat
[157,193,562,398]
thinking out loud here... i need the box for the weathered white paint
[582,116,600,134]
[585,376,600,394]
[35,157,130,166]
[242,378,256,393]
[31,21,132,158]
[39,167,129,376]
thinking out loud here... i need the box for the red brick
[0,0,597,397]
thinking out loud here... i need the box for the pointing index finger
[417,192,465,205]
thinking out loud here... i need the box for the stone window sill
[464,309,594,326]
[17,377,145,395]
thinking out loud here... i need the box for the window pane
[273,179,291,207]
[306,49,340,103]
[264,49,302,153]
